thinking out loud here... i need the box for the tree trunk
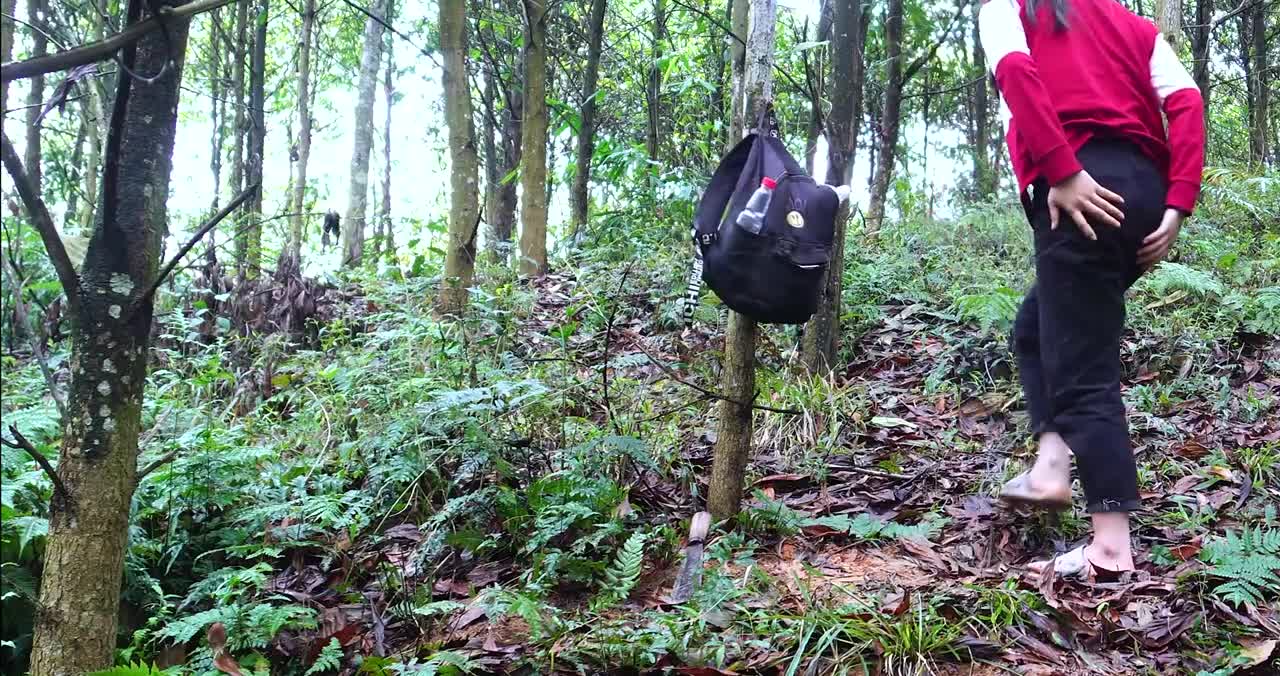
[23,4,193,673]
[864,0,903,236]
[708,0,775,523]
[518,0,549,276]
[646,0,666,164]
[1247,4,1268,164]
[711,0,727,146]
[970,0,993,198]
[381,2,396,262]
[726,0,749,143]
[341,0,389,268]
[490,73,522,262]
[569,0,608,241]
[1190,0,1210,127]
[208,10,225,212]
[438,0,481,312]
[1154,0,1181,46]
[802,0,867,373]
[288,0,316,263]
[241,0,268,278]
[24,0,48,191]
[78,1,107,235]
[65,111,87,226]
[0,0,14,114]
[803,2,830,175]
[229,0,248,210]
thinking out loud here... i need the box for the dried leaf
[1240,639,1277,668]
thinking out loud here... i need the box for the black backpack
[686,104,840,325]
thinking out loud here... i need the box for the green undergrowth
[3,180,1278,675]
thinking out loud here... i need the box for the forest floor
[3,209,1279,676]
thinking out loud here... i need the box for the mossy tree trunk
[438,0,481,313]
[16,3,193,672]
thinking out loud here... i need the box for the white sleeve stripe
[978,0,1029,75]
[1150,35,1198,103]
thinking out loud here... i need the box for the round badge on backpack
[786,210,805,228]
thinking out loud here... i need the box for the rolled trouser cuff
[1086,498,1141,514]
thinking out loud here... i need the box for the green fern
[305,637,343,674]
[592,532,647,610]
[1201,527,1280,607]
[1141,262,1225,298]
[87,663,167,676]
[953,286,1021,332]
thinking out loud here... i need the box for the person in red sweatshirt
[978,0,1205,578]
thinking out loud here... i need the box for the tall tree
[78,1,108,234]
[3,3,198,672]
[380,2,396,262]
[208,10,225,212]
[288,0,317,263]
[286,0,316,262]
[726,0,748,142]
[518,0,550,275]
[970,0,994,198]
[228,0,249,215]
[0,0,13,114]
[707,0,775,523]
[438,0,481,312]
[864,0,904,235]
[241,0,268,278]
[1154,0,1181,46]
[569,0,608,241]
[342,0,390,268]
[646,0,666,164]
[1244,2,1269,164]
[23,0,48,191]
[865,2,960,234]
[802,0,868,372]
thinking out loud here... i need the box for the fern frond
[305,637,343,675]
[592,531,647,610]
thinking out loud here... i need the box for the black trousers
[1013,140,1167,514]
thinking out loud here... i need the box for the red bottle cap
[761,177,777,189]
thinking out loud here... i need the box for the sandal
[1030,544,1093,579]
[999,471,1072,511]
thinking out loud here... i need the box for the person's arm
[978,0,1081,184]
[1149,34,1205,214]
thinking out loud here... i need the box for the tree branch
[1211,0,1259,31]
[902,0,968,84]
[134,183,259,310]
[1,130,82,315]
[2,425,73,506]
[136,449,178,482]
[1,0,242,84]
[630,339,801,416]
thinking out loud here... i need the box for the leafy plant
[306,638,343,674]
[1201,527,1280,607]
[593,531,647,610]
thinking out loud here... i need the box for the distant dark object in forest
[322,210,341,249]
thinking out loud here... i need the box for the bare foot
[1029,543,1135,578]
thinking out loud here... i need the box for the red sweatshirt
[978,0,1206,214]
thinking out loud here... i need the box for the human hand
[1137,208,1184,270]
[1047,170,1126,240]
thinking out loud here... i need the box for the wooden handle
[688,511,711,544]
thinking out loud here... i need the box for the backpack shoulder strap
[692,133,756,243]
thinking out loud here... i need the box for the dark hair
[1026,0,1069,29]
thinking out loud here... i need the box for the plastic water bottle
[736,177,776,234]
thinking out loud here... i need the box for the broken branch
[137,449,179,483]
[134,183,259,311]
[630,339,801,416]
[3,425,72,505]
[1,130,82,315]
[1,0,242,84]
